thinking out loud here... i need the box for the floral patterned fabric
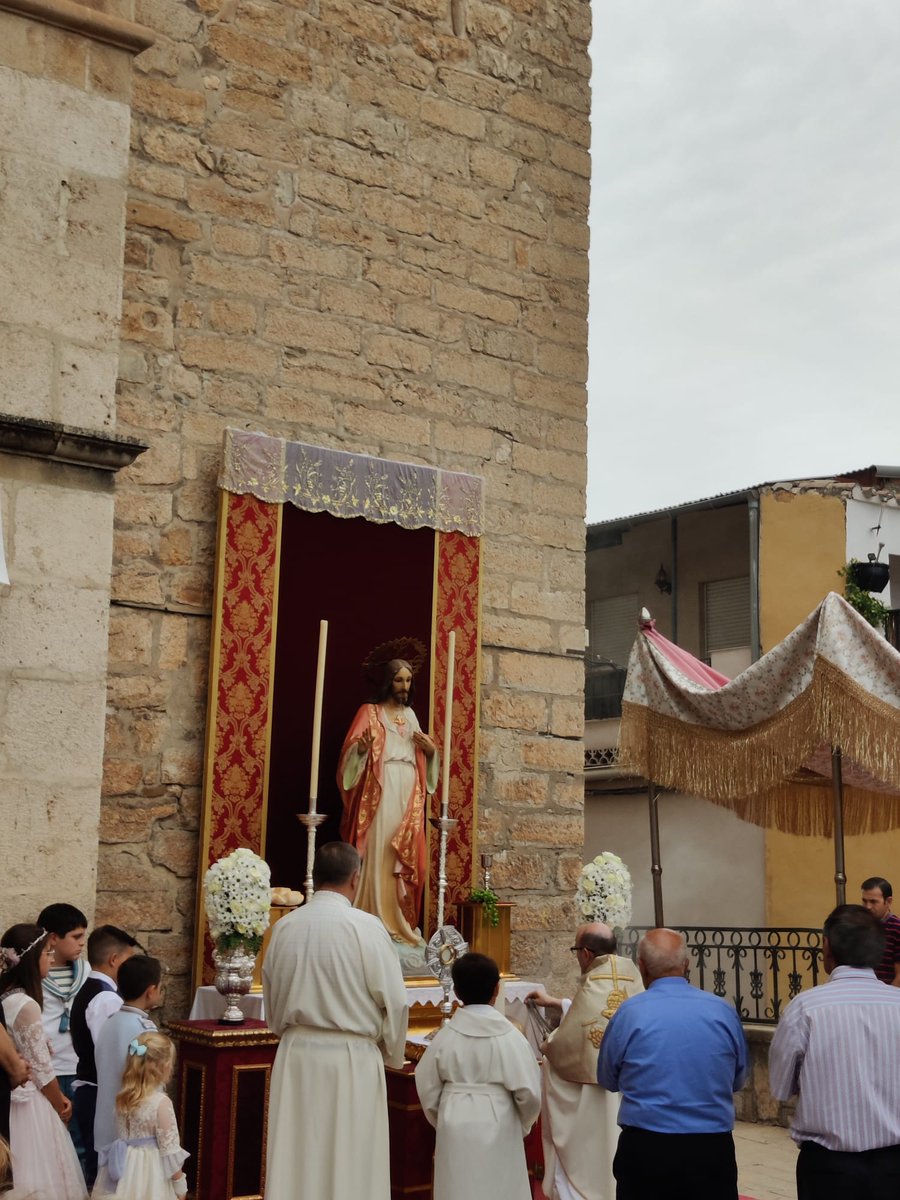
[618,592,900,834]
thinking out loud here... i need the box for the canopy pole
[831,745,846,905]
[648,781,665,926]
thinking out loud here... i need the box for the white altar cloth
[188,979,543,1037]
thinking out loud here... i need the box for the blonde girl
[94,1032,187,1199]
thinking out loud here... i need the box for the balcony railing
[621,926,824,1025]
[585,665,627,721]
[585,746,619,770]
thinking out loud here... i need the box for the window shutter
[704,577,750,654]
[589,594,639,668]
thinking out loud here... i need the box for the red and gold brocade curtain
[195,430,483,985]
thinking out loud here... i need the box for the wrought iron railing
[585,745,619,770]
[621,926,824,1025]
[585,665,627,720]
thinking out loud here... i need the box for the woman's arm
[41,1077,72,1123]
[0,1024,29,1088]
[12,999,70,1121]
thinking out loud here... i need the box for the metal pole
[670,517,679,645]
[648,781,665,926]
[748,494,761,662]
[831,746,846,905]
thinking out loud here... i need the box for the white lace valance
[218,428,484,537]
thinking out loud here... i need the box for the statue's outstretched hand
[357,728,375,754]
[413,731,437,758]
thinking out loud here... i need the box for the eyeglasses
[569,945,584,955]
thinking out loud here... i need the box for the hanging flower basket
[847,560,890,594]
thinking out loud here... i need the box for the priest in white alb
[527,923,643,1200]
[263,842,408,1200]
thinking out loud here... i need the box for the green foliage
[215,932,264,955]
[468,887,500,927]
[839,560,891,629]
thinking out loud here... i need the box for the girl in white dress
[0,923,88,1200]
[94,1031,187,1200]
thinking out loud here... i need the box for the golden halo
[362,636,428,684]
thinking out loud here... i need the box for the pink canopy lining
[618,592,900,835]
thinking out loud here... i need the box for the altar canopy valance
[618,592,900,835]
[218,428,484,536]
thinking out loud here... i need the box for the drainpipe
[670,516,678,644]
[748,494,761,661]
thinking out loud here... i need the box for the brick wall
[102,0,591,1008]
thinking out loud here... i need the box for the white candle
[441,630,456,819]
[308,619,328,812]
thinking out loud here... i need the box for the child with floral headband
[0,924,87,1199]
[94,1031,188,1199]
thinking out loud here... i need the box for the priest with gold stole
[528,924,643,1200]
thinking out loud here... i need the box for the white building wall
[585,791,766,928]
[846,494,900,606]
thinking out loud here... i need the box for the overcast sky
[587,0,900,522]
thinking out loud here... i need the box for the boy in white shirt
[415,953,541,1200]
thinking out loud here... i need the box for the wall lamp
[655,564,672,594]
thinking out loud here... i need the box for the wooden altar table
[168,1019,278,1200]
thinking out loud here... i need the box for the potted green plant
[840,560,891,629]
[457,883,511,973]
[467,886,500,927]
[846,554,890,594]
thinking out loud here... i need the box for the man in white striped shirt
[769,904,900,1199]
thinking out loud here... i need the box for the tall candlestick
[440,630,456,820]
[308,619,328,812]
[433,630,457,931]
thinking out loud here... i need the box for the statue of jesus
[337,646,439,945]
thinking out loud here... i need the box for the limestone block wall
[0,458,115,921]
[105,0,591,1005]
[0,6,143,923]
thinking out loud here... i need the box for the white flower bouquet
[575,851,632,931]
[204,847,272,954]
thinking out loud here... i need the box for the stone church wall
[101,0,591,1007]
[0,9,143,925]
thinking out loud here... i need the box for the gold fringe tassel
[618,656,900,836]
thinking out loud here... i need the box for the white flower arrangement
[204,847,272,954]
[575,851,632,931]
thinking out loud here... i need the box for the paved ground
[735,1121,798,1200]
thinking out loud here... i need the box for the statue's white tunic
[415,1005,541,1200]
[263,891,408,1200]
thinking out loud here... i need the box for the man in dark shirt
[861,877,900,986]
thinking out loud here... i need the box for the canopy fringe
[619,656,900,835]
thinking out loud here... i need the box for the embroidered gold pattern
[220,428,484,536]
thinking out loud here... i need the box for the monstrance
[425,925,468,1027]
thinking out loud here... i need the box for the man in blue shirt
[597,928,748,1200]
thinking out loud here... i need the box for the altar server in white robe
[263,842,408,1200]
[415,953,541,1200]
[527,923,643,1200]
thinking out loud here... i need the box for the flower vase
[213,945,257,1024]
